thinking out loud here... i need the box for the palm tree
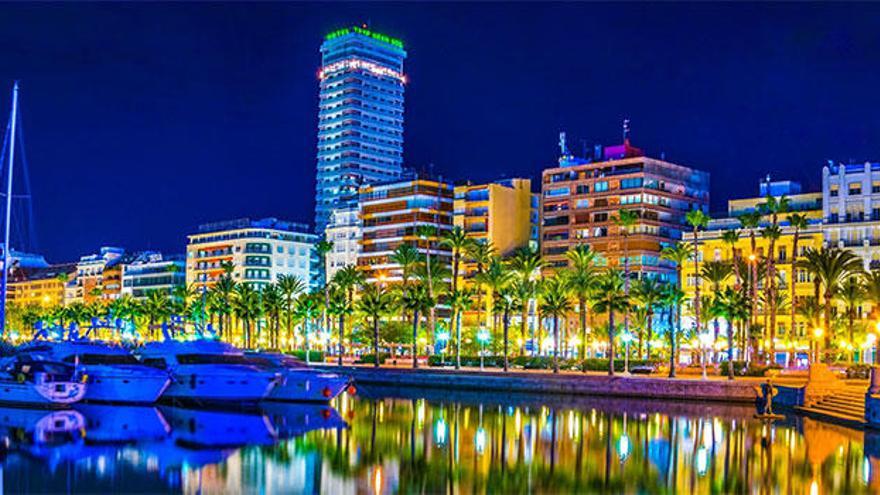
[592,270,629,376]
[716,286,749,379]
[508,246,545,354]
[448,287,476,369]
[291,292,320,362]
[466,241,495,326]
[474,256,513,344]
[315,239,334,335]
[232,283,262,348]
[398,282,433,368]
[326,287,351,366]
[837,274,866,362]
[737,211,763,329]
[261,283,283,349]
[720,229,741,284]
[631,277,664,359]
[416,225,439,337]
[278,274,306,349]
[661,283,685,378]
[761,223,782,360]
[495,285,518,372]
[390,244,420,288]
[613,209,639,339]
[796,247,863,359]
[700,260,733,356]
[357,284,392,368]
[787,213,809,349]
[538,277,571,374]
[142,289,171,339]
[211,274,236,338]
[564,245,601,363]
[686,209,710,340]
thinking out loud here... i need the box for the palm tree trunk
[693,228,701,337]
[608,309,616,376]
[412,308,420,369]
[790,230,799,364]
[849,307,855,362]
[372,316,380,368]
[728,321,736,380]
[552,315,560,374]
[338,313,345,367]
[823,293,832,361]
[767,239,777,364]
[503,307,510,372]
[668,305,677,378]
[454,310,462,370]
[580,298,588,372]
[646,311,653,360]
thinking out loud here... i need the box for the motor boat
[0,354,86,407]
[245,351,350,402]
[20,341,171,404]
[136,340,280,404]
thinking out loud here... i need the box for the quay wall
[321,366,758,404]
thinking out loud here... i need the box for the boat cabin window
[63,354,141,366]
[141,358,168,369]
[177,354,250,365]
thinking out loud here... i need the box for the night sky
[1,3,879,262]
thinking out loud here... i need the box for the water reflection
[1,388,878,493]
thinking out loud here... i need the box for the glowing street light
[812,327,824,364]
[477,327,490,370]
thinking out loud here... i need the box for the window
[620,178,643,189]
[778,246,787,261]
[620,194,641,205]
[575,184,589,195]
[849,183,862,195]
[594,181,609,192]
[575,199,589,209]
[593,212,608,222]
[546,187,569,198]
[830,185,839,197]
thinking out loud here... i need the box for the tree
[494,285,518,372]
[787,213,809,351]
[631,277,664,359]
[837,274,866,362]
[737,211,763,330]
[416,225,439,337]
[592,270,629,376]
[448,287,475,369]
[720,229,741,285]
[796,247,863,359]
[326,286,351,366]
[507,246,545,355]
[761,223,782,361]
[356,285,392,368]
[686,209,710,341]
[232,283,262,348]
[612,209,639,338]
[564,244,601,364]
[539,277,571,374]
[143,289,171,340]
[211,274,236,338]
[315,239,334,336]
[474,256,512,344]
[661,283,685,378]
[864,272,880,363]
[390,244,420,288]
[716,286,749,379]
[278,275,307,349]
[261,283,283,349]
[700,260,733,356]
[466,241,495,326]
[398,283,433,368]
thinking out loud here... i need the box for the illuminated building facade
[324,206,361,282]
[358,176,453,283]
[67,246,125,304]
[7,263,76,309]
[315,26,407,233]
[121,252,186,299]
[186,218,317,291]
[822,161,880,270]
[682,180,824,363]
[540,136,710,281]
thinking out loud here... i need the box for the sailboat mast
[0,81,19,335]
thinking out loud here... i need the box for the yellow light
[813,327,824,338]
[748,254,756,262]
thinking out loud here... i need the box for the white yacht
[246,352,350,402]
[21,341,171,404]
[0,354,86,407]
[136,340,280,404]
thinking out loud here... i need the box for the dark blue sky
[1,3,879,262]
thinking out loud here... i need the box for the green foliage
[289,350,324,362]
[356,353,389,365]
[719,360,782,377]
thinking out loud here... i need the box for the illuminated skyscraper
[314,26,407,233]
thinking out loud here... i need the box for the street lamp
[437,329,450,364]
[477,327,490,370]
[620,332,633,376]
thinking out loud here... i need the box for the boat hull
[81,366,171,404]
[0,380,85,407]
[161,367,279,404]
[267,371,350,402]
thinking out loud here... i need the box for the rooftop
[324,26,404,49]
[196,217,312,234]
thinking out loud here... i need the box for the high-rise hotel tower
[314,26,407,233]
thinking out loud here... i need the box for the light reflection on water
[1,387,877,494]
